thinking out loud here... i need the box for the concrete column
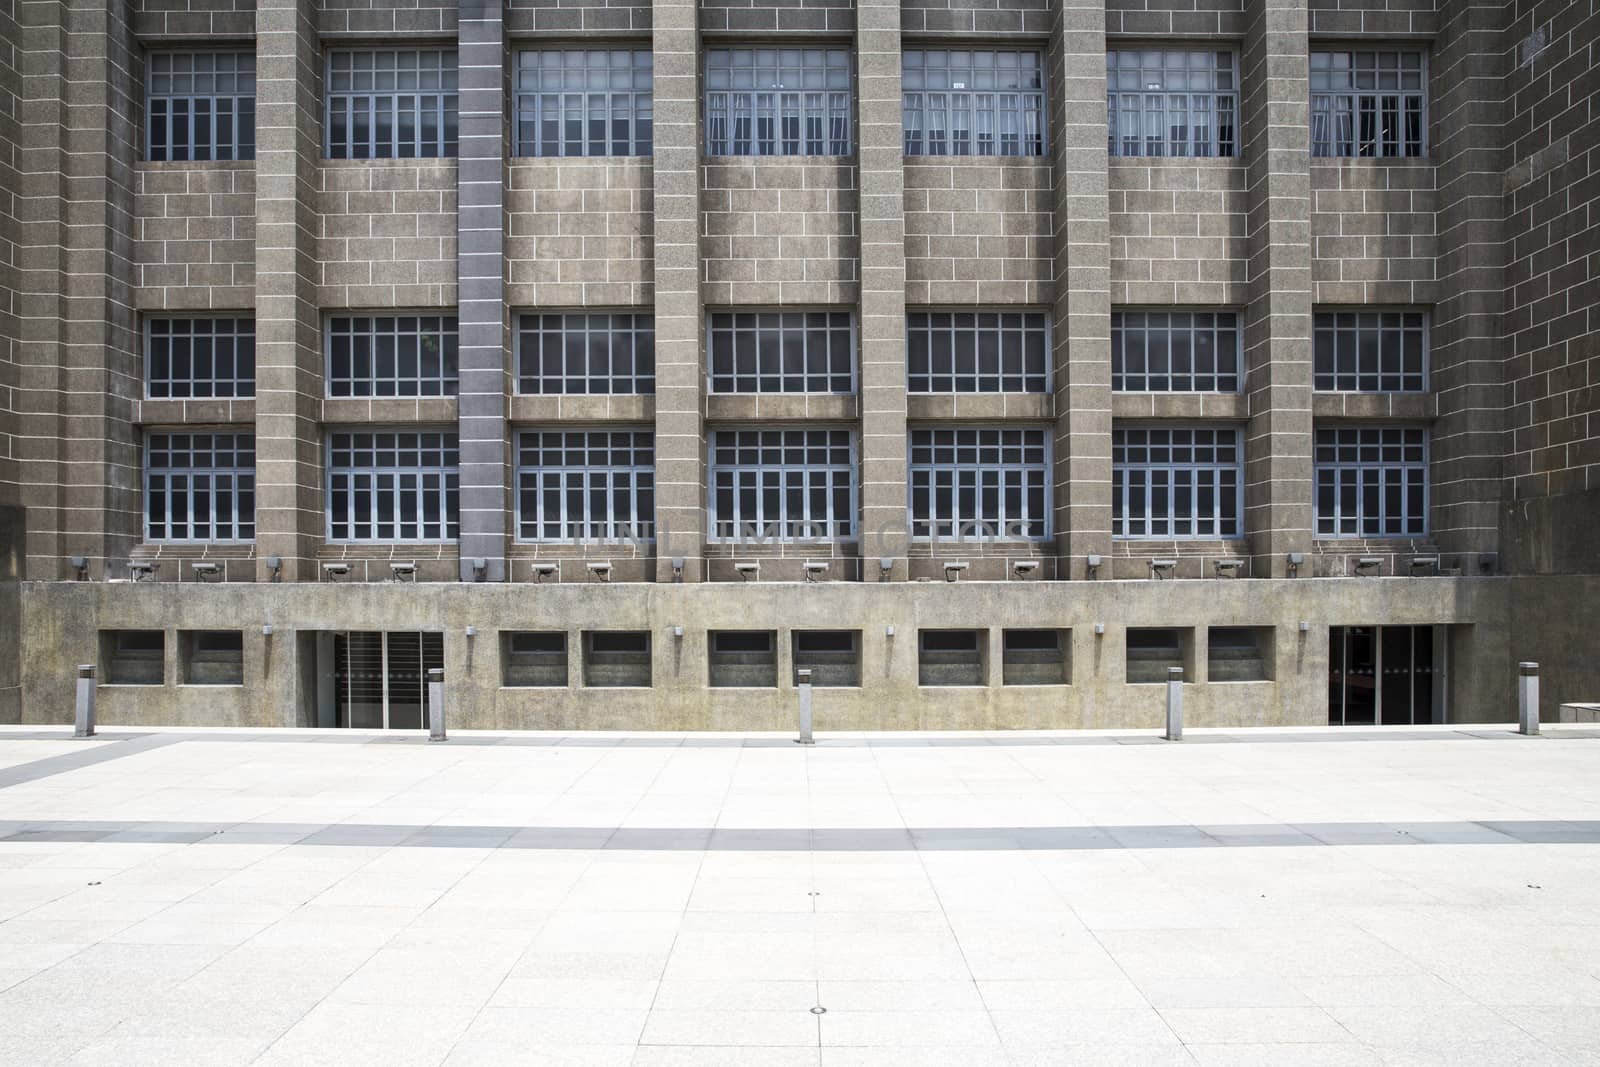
[456,0,508,582]
[1240,0,1314,576]
[254,0,325,581]
[856,0,908,576]
[1049,0,1113,578]
[651,0,705,581]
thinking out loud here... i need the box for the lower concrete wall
[16,576,1516,730]
[0,504,22,724]
[1508,574,1600,720]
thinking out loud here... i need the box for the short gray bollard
[74,665,96,738]
[796,668,814,745]
[1518,661,1540,736]
[1164,666,1184,741]
[427,668,447,742]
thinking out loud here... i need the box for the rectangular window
[1314,310,1426,392]
[708,311,853,394]
[326,49,458,159]
[181,630,244,686]
[327,429,460,542]
[1314,426,1428,537]
[502,632,569,687]
[710,428,856,541]
[1112,311,1241,392]
[145,432,256,543]
[918,629,984,687]
[1310,50,1426,158]
[1113,426,1242,539]
[515,49,652,157]
[147,52,256,161]
[907,311,1048,393]
[146,318,256,399]
[327,315,459,398]
[516,313,655,395]
[103,630,165,686]
[1107,49,1237,158]
[704,48,853,157]
[516,429,655,543]
[583,631,651,687]
[908,426,1049,540]
[902,49,1045,157]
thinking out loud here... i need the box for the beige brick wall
[315,160,457,308]
[701,159,858,305]
[1109,159,1248,306]
[135,163,256,310]
[132,0,255,39]
[904,159,1051,306]
[505,0,650,34]
[505,158,653,309]
[1310,160,1437,305]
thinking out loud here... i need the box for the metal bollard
[74,665,96,738]
[1518,661,1540,736]
[1164,666,1184,741]
[796,668,814,745]
[427,668,447,742]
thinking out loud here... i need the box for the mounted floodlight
[321,562,350,579]
[1354,557,1382,574]
[191,562,220,581]
[803,560,829,582]
[1012,560,1040,578]
[1213,559,1244,578]
[1409,555,1438,574]
[127,561,157,582]
[943,561,969,582]
[1149,558,1177,579]
[735,561,760,581]
[532,562,558,581]
[586,561,613,582]
[389,561,416,582]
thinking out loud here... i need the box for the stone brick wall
[132,0,256,40]
[506,0,650,34]
[318,0,457,36]
[505,158,653,309]
[698,0,854,32]
[701,159,857,305]
[1109,159,1248,306]
[900,0,1049,35]
[315,161,457,309]
[1309,160,1436,305]
[904,159,1052,306]
[1305,0,1435,36]
[135,163,256,310]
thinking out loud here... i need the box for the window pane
[327,429,460,542]
[705,49,854,156]
[145,432,256,543]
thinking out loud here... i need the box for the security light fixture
[1409,555,1439,574]
[389,562,417,582]
[1085,554,1102,579]
[322,562,350,579]
[1094,622,1105,635]
[127,561,157,582]
[191,562,220,580]
[1355,557,1383,574]
[1149,559,1177,579]
[465,625,477,638]
[1012,560,1040,578]
[1298,620,1311,633]
[885,625,895,638]
[943,561,969,582]
[69,555,88,580]
[735,561,760,581]
[1286,551,1305,576]
[532,561,558,582]
[878,557,894,580]
[264,556,282,580]
[1213,559,1244,578]
[587,561,613,582]
[262,623,274,637]
[471,557,487,581]
[671,557,685,581]
[672,625,684,639]
[803,560,829,582]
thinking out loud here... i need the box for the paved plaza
[2,724,1600,1065]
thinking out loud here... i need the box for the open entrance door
[1329,625,1442,725]
[328,631,444,729]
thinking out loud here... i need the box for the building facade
[0,0,1594,729]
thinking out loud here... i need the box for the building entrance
[1328,625,1443,725]
[329,631,444,729]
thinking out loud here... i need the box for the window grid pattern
[517,314,655,395]
[146,318,256,399]
[517,430,655,543]
[328,315,459,398]
[327,430,460,542]
[902,49,1045,157]
[145,432,256,543]
[909,427,1050,541]
[709,311,853,394]
[514,49,652,157]
[1113,426,1242,539]
[710,429,856,541]
[1314,310,1426,392]
[147,52,256,161]
[1107,50,1237,158]
[1112,311,1241,392]
[1315,427,1428,537]
[1310,50,1425,158]
[907,311,1048,393]
[704,49,852,157]
[326,50,458,159]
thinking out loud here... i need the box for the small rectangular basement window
[502,631,568,687]
[102,630,165,685]
[180,630,243,685]
[709,630,777,688]
[583,631,651,688]
[1126,627,1189,684]
[1208,626,1271,682]
[793,630,859,687]
[1002,629,1069,685]
[919,629,984,687]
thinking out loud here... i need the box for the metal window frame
[901,46,1048,158]
[1313,424,1430,538]
[707,425,860,543]
[145,49,257,162]
[1106,46,1240,159]
[143,316,257,400]
[1110,308,1244,394]
[323,48,459,160]
[514,427,656,544]
[1312,307,1429,393]
[512,46,654,158]
[324,426,462,543]
[706,309,857,395]
[906,308,1052,394]
[143,430,257,544]
[1309,47,1429,158]
[703,45,856,157]
[324,312,461,398]
[906,423,1054,543]
[1111,423,1245,540]
[514,311,656,395]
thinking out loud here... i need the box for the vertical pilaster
[1049,0,1112,576]
[253,0,324,581]
[652,0,704,581]
[456,0,507,581]
[1241,0,1313,575]
[856,0,907,575]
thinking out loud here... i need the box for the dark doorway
[1329,625,1438,725]
[332,631,444,729]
